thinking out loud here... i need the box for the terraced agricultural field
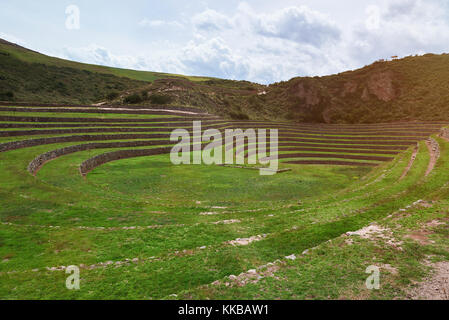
[1,104,449,299]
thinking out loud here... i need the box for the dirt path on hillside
[400,144,418,180]
[407,261,449,300]
[98,107,202,115]
[425,138,440,176]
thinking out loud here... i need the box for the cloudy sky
[1,0,449,84]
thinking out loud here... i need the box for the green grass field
[0,106,448,299]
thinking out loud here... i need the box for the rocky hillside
[114,53,449,124]
[264,54,449,123]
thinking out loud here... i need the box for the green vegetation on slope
[5,38,449,124]
[0,39,212,105]
[264,54,449,123]
[108,54,449,123]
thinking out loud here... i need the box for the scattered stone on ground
[426,220,446,227]
[346,223,403,250]
[227,234,267,246]
[212,219,240,225]
[212,261,284,287]
[407,261,449,300]
[199,212,219,216]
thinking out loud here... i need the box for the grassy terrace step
[1,138,444,299]
[0,142,420,222]
[174,138,449,299]
[0,132,421,153]
[27,138,406,176]
[0,107,209,117]
[0,102,205,112]
[0,129,430,141]
[272,153,393,162]
[0,115,217,123]
[227,124,443,133]
[284,160,378,166]
[0,125,433,137]
[243,146,400,155]
[0,146,366,224]
[277,142,409,150]
[0,111,188,120]
[0,122,232,129]
[0,104,446,299]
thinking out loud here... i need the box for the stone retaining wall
[79,147,173,176]
[0,135,173,152]
[27,141,175,175]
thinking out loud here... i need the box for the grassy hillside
[0,39,211,104]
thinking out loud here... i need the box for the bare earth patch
[227,234,267,246]
[425,138,440,177]
[405,219,446,245]
[405,231,434,245]
[380,263,399,275]
[212,219,240,225]
[407,261,449,300]
[346,224,403,250]
[199,212,219,216]
[400,145,418,180]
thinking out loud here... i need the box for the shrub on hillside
[106,92,119,100]
[149,94,172,105]
[124,93,143,104]
[0,91,14,101]
[229,111,250,120]
[141,90,149,100]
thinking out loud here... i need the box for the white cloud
[251,6,341,46]
[59,43,186,76]
[52,1,449,84]
[365,5,381,31]
[192,9,232,32]
[139,19,183,28]
[348,0,449,64]
[62,44,115,66]
[179,37,250,79]
[182,3,344,82]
